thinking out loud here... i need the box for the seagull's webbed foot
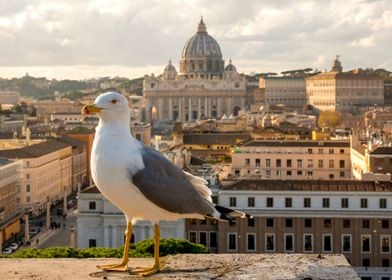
[97,262,129,272]
[133,263,160,276]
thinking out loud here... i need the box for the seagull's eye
[111,99,118,104]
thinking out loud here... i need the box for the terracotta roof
[221,179,392,192]
[242,140,350,147]
[183,133,251,145]
[0,140,71,158]
[81,185,100,193]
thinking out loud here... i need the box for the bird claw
[133,265,160,276]
[97,262,129,272]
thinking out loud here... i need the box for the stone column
[218,97,222,118]
[145,99,150,122]
[179,98,183,122]
[204,97,208,117]
[70,226,76,248]
[169,97,173,120]
[188,98,192,121]
[198,97,201,119]
[103,225,109,247]
[158,98,163,121]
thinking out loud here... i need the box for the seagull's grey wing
[130,146,215,215]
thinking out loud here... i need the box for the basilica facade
[143,18,252,123]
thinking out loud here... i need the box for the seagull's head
[81,92,130,123]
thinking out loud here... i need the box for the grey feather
[130,146,215,215]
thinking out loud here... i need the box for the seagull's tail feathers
[212,205,252,224]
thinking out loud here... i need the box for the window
[285,218,293,228]
[248,197,255,207]
[229,197,237,207]
[361,198,368,209]
[307,159,313,168]
[284,234,294,252]
[362,258,370,267]
[89,239,97,248]
[89,201,96,210]
[318,148,323,154]
[329,174,334,179]
[26,196,30,203]
[341,198,349,208]
[266,218,274,227]
[228,233,237,251]
[304,219,312,228]
[276,159,281,167]
[286,170,292,176]
[266,159,271,167]
[209,232,217,248]
[308,148,313,154]
[266,197,274,207]
[340,149,345,154]
[199,232,207,246]
[245,158,250,165]
[339,171,345,177]
[189,232,197,243]
[26,184,30,192]
[318,159,323,168]
[285,197,292,208]
[381,235,390,253]
[265,234,275,252]
[382,259,390,267]
[304,234,313,252]
[297,171,302,176]
[297,159,302,168]
[247,233,256,251]
[339,160,345,168]
[286,159,292,168]
[342,235,351,252]
[329,160,334,168]
[382,220,389,229]
[361,235,371,253]
[343,219,351,229]
[304,198,311,208]
[247,218,255,227]
[26,174,30,180]
[322,198,330,208]
[380,198,387,209]
[255,159,260,167]
[329,149,334,154]
[324,219,331,228]
[362,219,370,228]
[323,234,333,252]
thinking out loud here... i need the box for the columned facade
[144,18,250,123]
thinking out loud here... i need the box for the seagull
[82,92,246,275]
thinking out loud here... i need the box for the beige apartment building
[0,158,22,248]
[259,76,306,108]
[230,140,351,180]
[186,179,392,279]
[306,57,384,112]
[0,140,72,215]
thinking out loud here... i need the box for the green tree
[317,110,341,128]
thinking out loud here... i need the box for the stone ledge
[0,254,359,279]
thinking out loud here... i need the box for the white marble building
[143,18,251,123]
[76,186,185,248]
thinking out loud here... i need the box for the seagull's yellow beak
[81,104,102,115]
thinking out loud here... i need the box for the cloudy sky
[0,0,391,80]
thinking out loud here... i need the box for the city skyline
[0,0,391,80]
